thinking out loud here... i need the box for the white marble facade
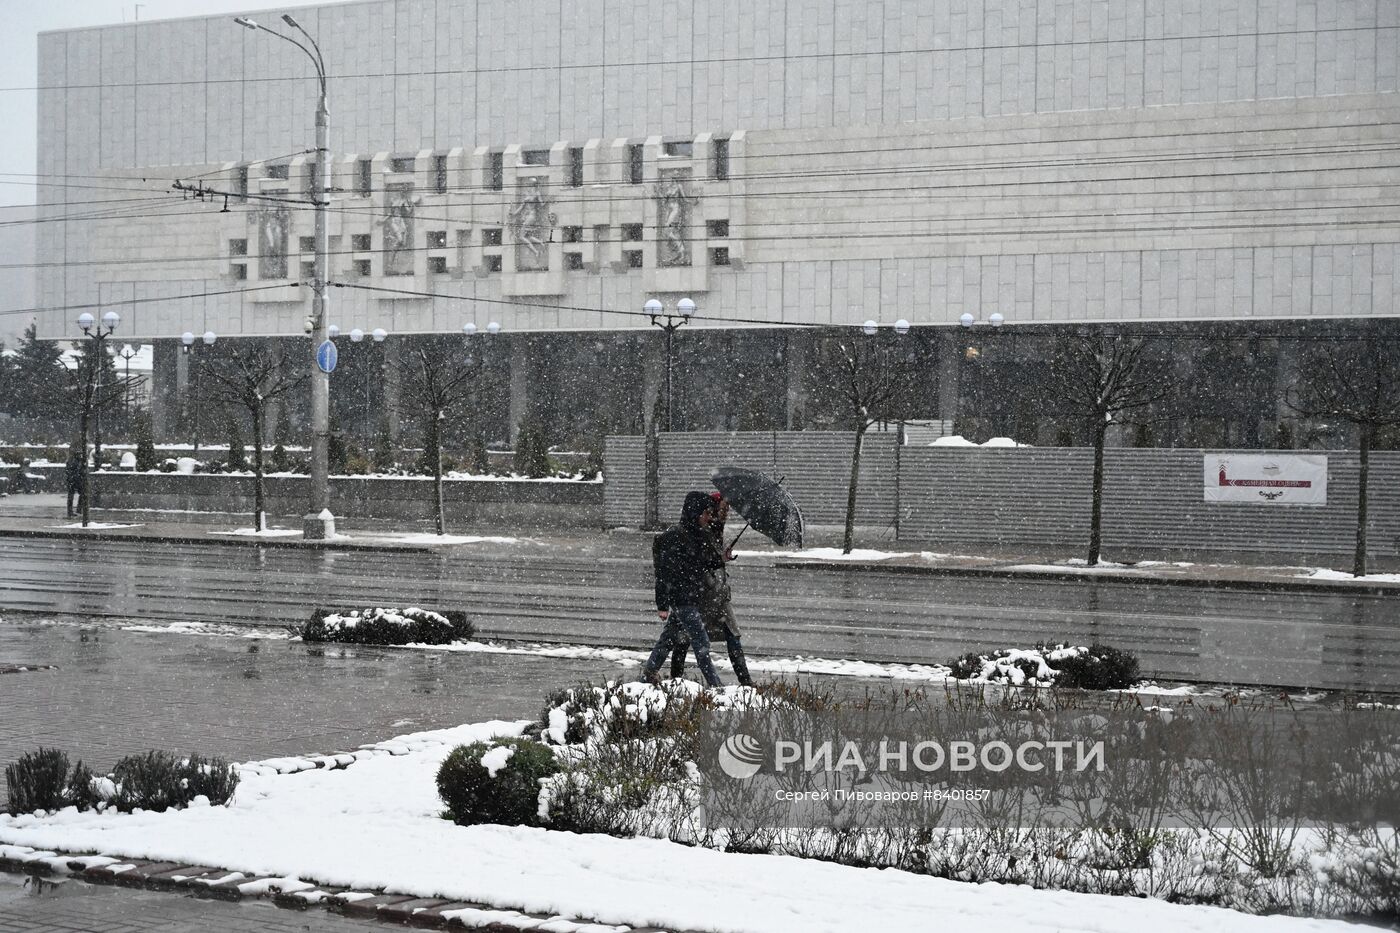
[34,0,1400,340]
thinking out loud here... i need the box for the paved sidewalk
[2,493,1396,594]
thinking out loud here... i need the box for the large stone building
[34,0,1400,449]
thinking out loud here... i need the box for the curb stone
[773,558,1400,596]
[0,846,664,931]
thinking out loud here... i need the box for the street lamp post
[118,344,138,420]
[75,311,121,528]
[236,13,334,539]
[646,296,695,432]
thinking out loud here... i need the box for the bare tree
[1286,338,1400,577]
[200,343,307,531]
[395,337,486,536]
[813,327,920,554]
[1050,330,1172,566]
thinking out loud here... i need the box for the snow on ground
[53,522,143,530]
[209,527,302,538]
[1298,568,1400,583]
[784,547,913,561]
[375,532,524,546]
[0,721,1351,933]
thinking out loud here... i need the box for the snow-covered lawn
[1298,568,1400,583]
[0,721,1353,933]
[371,532,524,546]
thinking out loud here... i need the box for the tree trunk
[252,404,266,532]
[431,411,445,536]
[842,425,866,555]
[1088,420,1108,566]
[1353,425,1371,578]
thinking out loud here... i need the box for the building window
[301,261,317,281]
[427,230,447,249]
[351,233,371,251]
[356,159,372,196]
[234,166,249,200]
[433,154,448,193]
[390,156,415,174]
[522,149,550,166]
[565,252,585,270]
[484,255,502,273]
[567,147,584,187]
[353,259,372,277]
[621,223,643,242]
[229,238,247,257]
[561,225,583,244]
[627,144,643,184]
[427,256,448,274]
[709,247,731,266]
[230,263,247,280]
[706,219,730,238]
[712,137,730,180]
[488,152,504,191]
[663,140,693,157]
[266,163,289,180]
[623,249,643,268]
[299,236,316,253]
[482,228,503,247]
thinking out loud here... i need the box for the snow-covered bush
[3,748,97,815]
[109,750,238,813]
[947,643,1139,689]
[436,737,561,828]
[300,607,475,646]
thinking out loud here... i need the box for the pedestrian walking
[643,491,726,688]
[64,445,86,518]
[670,492,754,686]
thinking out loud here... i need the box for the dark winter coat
[653,492,724,611]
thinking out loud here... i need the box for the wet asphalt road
[2,535,1396,690]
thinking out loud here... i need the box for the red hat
[709,491,723,501]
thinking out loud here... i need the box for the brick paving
[0,871,384,933]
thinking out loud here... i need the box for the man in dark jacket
[643,491,726,687]
[670,492,753,686]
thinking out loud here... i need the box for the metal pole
[93,338,103,471]
[304,86,334,538]
[664,323,673,432]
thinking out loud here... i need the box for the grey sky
[0,1,327,340]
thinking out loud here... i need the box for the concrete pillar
[640,333,664,434]
[784,331,808,430]
[383,338,402,442]
[508,336,530,442]
[153,340,185,442]
[936,333,960,423]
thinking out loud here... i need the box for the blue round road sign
[316,339,338,374]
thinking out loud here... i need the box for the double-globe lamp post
[235,13,334,538]
[74,311,121,528]
[645,297,696,432]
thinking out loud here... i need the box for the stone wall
[607,433,1400,561]
[90,473,603,530]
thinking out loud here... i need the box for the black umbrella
[711,466,805,548]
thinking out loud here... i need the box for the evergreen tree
[513,407,553,478]
[226,417,247,470]
[0,340,15,415]
[134,411,158,471]
[469,430,490,475]
[10,323,68,421]
[371,425,396,472]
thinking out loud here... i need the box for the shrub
[947,643,1139,690]
[4,748,95,814]
[437,737,561,828]
[134,413,158,471]
[300,606,474,646]
[342,451,371,475]
[372,427,396,472]
[271,443,290,472]
[226,420,247,471]
[469,432,490,474]
[109,750,238,813]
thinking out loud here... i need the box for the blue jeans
[644,605,723,687]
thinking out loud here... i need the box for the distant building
[33,2,1400,448]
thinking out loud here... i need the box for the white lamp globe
[989,312,1005,327]
[678,297,696,318]
[202,331,217,346]
[894,319,911,335]
[77,312,95,330]
[349,328,364,343]
[644,298,663,315]
[462,322,478,336]
[486,321,501,335]
[181,331,195,347]
[862,320,878,336]
[959,313,975,328]
[372,328,388,342]
[101,311,121,329]
[327,324,340,338]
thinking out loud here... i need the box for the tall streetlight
[75,311,121,528]
[236,13,334,538]
[646,296,695,432]
[118,344,138,419]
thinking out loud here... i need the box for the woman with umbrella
[643,491,728,687]
[669,492,753,686]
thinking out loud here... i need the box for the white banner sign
[1203,453,1327,505]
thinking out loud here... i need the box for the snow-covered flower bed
[298,607,474,646]
[947,642,1140,689]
